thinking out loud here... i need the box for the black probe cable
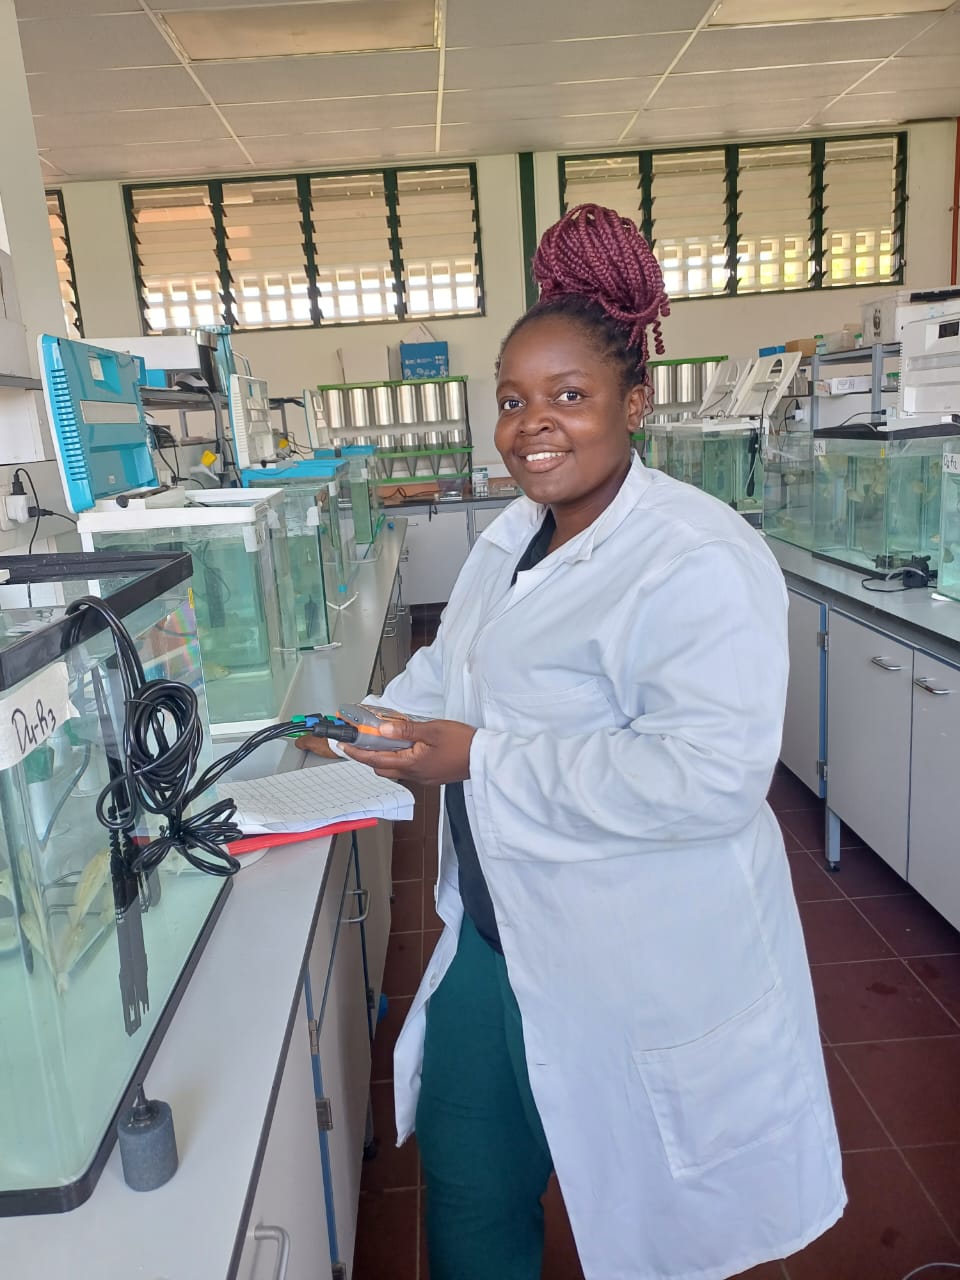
[66,595,358,878]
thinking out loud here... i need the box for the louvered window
[310,172,395,323]
[45,190,82,336]
[651,150,728,298]
[560,155,641,221]
[737,144,811,294]
[128,184,224,334]
[224,178,311,329]
[559,133,905,301]
[822,137,898,287]
[396,166,482,317]
[124,164,483,334]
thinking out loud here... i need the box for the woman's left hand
[343,717,476,786]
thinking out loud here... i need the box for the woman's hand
[294,735,342,760]
[343,717,476,786]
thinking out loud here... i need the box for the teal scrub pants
[416,915,555,1280]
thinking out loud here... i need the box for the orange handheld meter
[337,704,427,751]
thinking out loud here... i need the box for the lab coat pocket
[632,985,806,1180]
[479,676,617,734]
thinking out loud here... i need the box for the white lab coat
[377,456,845,1280]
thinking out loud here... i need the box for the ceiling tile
[224,94,437,136]
[442,79,659,124]
[441,113,635,154]
[896,8,960,54]
[676,16,936,73]
[629,97,833,143]
[709,0,952,22]
[815,86,960,124]
[650,61,880,110]
[445,33,686,91]
[241,125,436,167]
[33,106,230,150]
[446,0,710,46]
[851,52,960,93]
[17,14,179,72]
[45,138,249,180]
[194,49,439,102]
[25,67,208,114]
[16,0,141,14]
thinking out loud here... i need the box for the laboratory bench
[380,492,515,604]
[1,521,411,1280]
[769,537,960,936]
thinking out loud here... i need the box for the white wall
[59,121,957,466]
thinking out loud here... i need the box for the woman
[298,205,845,1280]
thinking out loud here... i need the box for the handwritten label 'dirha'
[0,662,76,771]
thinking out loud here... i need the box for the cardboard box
[815,376,872,396]
[785,338,816,357]
[815,328,862,355]
[399,341,449,380]
[337,345,391,385]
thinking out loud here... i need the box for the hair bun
[532,204,670,365]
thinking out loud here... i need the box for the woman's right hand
[294,735,342,760]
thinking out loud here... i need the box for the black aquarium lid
[0,550,194,692]
[814,420,960,441]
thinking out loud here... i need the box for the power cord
[63,594,358,879]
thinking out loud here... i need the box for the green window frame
[559,133,907,302]
[45,189,83,337]
[123,163,484,336]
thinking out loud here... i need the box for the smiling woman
[298,204,846,1280]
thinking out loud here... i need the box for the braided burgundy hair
[499,204,670,389]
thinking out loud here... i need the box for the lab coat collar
[481,452,651,564]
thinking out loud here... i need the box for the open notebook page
[222,759,415,834]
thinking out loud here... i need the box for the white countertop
[0,522,406,1279]
[768,537,960,657]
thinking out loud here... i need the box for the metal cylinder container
[419,382,442,423]
[352,434,375,447]
[676,363,698,405]
[651,364,676,407]
[442,380,465,421]
[372,385,395,427]
[323,388,345,432]
[423,430,445,474]
[396,383,418,424]
[445,426,467,445]
[348,387,371,429]
[377,432,395,451]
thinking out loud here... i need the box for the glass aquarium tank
[702,425,763,519]
[342,446,382,547]
[80,493,297,728]
[764,431,816,549]
[242,481,333,646]
[813,430,957,577]
[936,446,960,601]
[0,551,228,1214]
[246,461,355,593]
[644,420,672,472]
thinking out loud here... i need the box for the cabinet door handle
[346,888,370,924]
[382,625,397,638]
[914,676,953,695]
[253,1225,290,1280]
[870,656,903,672]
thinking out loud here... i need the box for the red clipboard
[226,817,378,856]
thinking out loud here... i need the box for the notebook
[222,759,415,834]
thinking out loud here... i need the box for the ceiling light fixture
[709,0,951,25]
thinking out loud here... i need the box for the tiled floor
[354,610,960,1280]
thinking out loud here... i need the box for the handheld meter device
[337,704,428,751]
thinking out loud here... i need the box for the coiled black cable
[66,594,303,878]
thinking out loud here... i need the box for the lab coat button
[429,974,439,990]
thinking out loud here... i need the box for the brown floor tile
[823,1049,892,1152]
[392,836,424,883]
[908,955,960,1026]
[780,808,864,854]
[390,878,424,934]
[837,1037,960,1146]
[833,845,912,900]
[732,1267,785,1279]
[768,768,821,812]
[784,1149,960,1280]
[353,1188,419,1280]
[382,932,424,999]
[371,994,412,1084]
[799,899,893,965]
[422,927,444,974]
[855,894,960,959]
[778,817,809,853]
[812,958,958,1045]
[787,847,844,903]
[361,1082,419,1192]
[903,1144,960,1239]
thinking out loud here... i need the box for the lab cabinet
[908,653,960,931]
[356,821,394,1037]
[400,510,469,604]
[782,588,826,797]
[307,831,372,1280]
[825,611,912,877]
[235,990,330,1280]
